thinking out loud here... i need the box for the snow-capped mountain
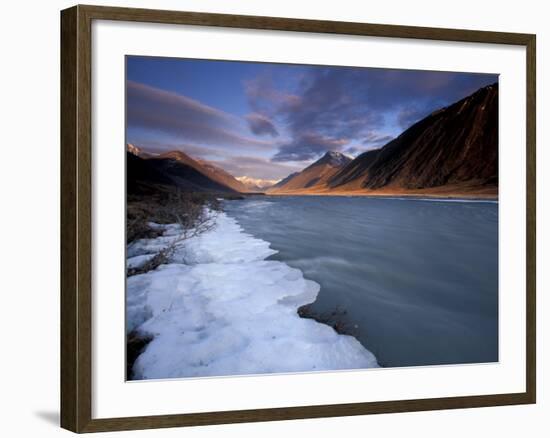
[236,176,280,191]
[127,143,142,156]
[268,151,352,193]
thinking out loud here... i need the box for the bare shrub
[127,188,219,276]
[127,202,164,243]
[127,250,171,277]
[126,188,226,373]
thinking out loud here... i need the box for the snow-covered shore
[126,210,378,380]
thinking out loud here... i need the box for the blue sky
[126,56,497,180]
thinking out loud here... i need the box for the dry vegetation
[127,188,221,243]
[126,188,223,378]
[127,187,222,276]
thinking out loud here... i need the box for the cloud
[344,145,379,157]
[272,133,349,162]
[244,74,301,117]
[245,113,279,137]
[127,80,271,149]
[212,155,302,180]
[129,64,498,179]
[362,131,394,147]
[242,67,497,163]
[126,139,297,180]
[129,140,230,160]
[280,68,383,140]
[236,176,281,188]
[396,106,432,129]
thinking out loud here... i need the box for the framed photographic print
[60,4,536,433]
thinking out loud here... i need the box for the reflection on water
[224,195,498,367]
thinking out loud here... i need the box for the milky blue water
[224,196,498,368]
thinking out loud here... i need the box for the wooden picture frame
[61,4,536,433]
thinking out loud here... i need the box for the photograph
[125,55,499,381]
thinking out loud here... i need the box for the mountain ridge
[270,83,498,198]
[127,146,244,195]
[268,151,352,193]
[127,83,498,199]
[236,176,279,192]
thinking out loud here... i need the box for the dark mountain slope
[155,150,249,193]
[268,151,352,193]
[196,159,250,193]
[127,152,238,195]
[127,152,174,194]
[271,83,498,197]
[269,172,299,190]
[328,148,381,188]
[342,83,498,191]
[127,143,155,159]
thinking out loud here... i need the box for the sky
[126,56,498,181]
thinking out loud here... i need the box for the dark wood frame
[61,4,536,433]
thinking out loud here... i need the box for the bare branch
[127,189,220,276]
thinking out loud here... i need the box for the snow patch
[127,254,156,270]
[127,211,378,379]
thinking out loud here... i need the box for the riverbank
[266,183,498,201]
[267,190,498,201]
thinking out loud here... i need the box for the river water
[224,195,498,368]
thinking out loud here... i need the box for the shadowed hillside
[269,83,498,198]
[268,151,352,194]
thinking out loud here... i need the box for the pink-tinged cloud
[127,81,272,149]
[212,155,302,180]
[243,66,497,162]
[362,131,394,146]
[245,113,279,137]
[272,132,349,162]
[244,75,301,116]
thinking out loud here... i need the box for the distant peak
[315,150,352,167]
[127,143,141,156]
[126,144,158,159]
[236,175,280,189]
[161,150,193,160]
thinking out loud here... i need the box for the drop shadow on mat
[34,411,59,427]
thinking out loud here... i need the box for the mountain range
[266,151,351,193]
[127,146,247,195]
[268,83,498,197]
[236,176,281,192]
[127,83,498,198]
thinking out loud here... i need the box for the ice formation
[126,211,378,379]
